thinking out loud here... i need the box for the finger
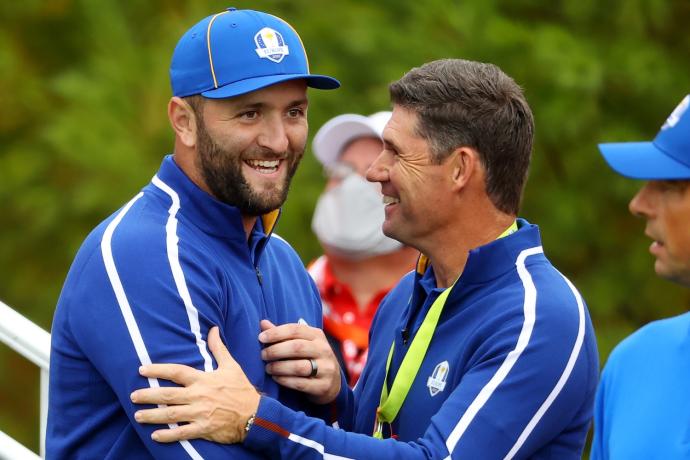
[261,339,315,361]
[265,358,313,377]
[271,375,319,394]
[207,326,235,369]
[131,386,190,405]
[139,364,200,386]
[134,404,194,425]
[260,319,276,331]
[258,323,315,344]
[151,423,202,443]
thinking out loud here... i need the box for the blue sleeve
[246,397,447,459]
[244,342,597,459]
[59,212,267,459]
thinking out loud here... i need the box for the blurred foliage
[1,0,689,453]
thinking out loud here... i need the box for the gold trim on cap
[206,11,229,89]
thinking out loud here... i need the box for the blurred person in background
[592,94,690,460]
[309,111,419,386]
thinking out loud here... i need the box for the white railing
[0,300,50,460]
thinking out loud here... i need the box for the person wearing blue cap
[591,94,690,460]
[130,59,599,460]
[47,8,343,459]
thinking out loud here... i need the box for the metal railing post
[0,300,51,459]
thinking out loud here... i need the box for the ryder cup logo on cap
[254,27,289,63]
[170,8,339,99]
[662,95,689,130]
[598,94,690,179]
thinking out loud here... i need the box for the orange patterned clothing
[308,255,389,386]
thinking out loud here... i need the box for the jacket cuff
[244,396,293,455]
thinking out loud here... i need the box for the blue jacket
[244,221,599,459]
[47,156,345,459]
[591,312,690,460]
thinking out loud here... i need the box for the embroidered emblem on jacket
[427,360,449,396]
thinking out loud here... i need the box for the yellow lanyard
[373,221,517,439]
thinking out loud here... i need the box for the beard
[195,120,304,216]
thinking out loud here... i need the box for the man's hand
[259,319,342,404]
[130,327,260,444]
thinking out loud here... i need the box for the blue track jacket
[47,156,349,459]
[243,221,599,459]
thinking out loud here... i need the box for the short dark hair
[389,59,534,215]
[183,95,205,121]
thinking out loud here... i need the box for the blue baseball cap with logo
[170,8,340,99]
[599,95,690,179]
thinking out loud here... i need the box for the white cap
[312,111,392,167]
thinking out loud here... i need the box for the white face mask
[311,173,403,259]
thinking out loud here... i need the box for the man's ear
[450,147,480,191]
[168,96,198,148]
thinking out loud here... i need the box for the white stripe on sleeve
[101,191,203,460]
[287,433,354,460]
[503,272,586,460]
[152,175,213,372]
[444,246,543,458]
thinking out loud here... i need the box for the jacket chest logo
[427,360,449,396]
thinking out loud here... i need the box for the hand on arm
[131,327,260,444]
[259,319,342,404]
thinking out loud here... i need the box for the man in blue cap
[47,8,343,459]
[591,94,690,459]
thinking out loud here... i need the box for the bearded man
[47,8,345,459]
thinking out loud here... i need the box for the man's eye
[241,111,259,120]
[383,146,398,156]
[287,108,305,118]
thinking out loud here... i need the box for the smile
[245,159,281,174]
[383,195,400,205]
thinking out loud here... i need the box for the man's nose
[629,182,654,219]
[257,117,289,153]
[365,150,390,184]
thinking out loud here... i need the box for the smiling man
[591,94,690,459]
[47,8,342,459]
[131,59,599,460]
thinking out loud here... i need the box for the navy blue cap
[599,95,690,179]
[170,8,340,99]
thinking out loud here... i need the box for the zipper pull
[255,266,263,285]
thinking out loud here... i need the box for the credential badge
[662,95,690,130]
[427,360,449,397]
[254,27,290,63]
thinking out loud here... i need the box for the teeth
[383,195,400,205]
[245,159,281,174]
[246,159,280,168]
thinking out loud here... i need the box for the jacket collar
[149,155,281,241]
[415,219,543,287]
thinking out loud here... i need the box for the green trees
[1,0,689,451]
